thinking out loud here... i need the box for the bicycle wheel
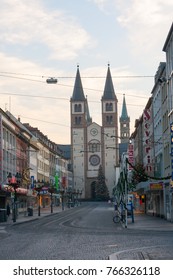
[113,215,120,223]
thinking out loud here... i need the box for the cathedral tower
[101,64,119,195]
[70,66,91,198]
[119,94,130,143]
[71,65,119,199]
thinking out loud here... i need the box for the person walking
[114,200,118,211]
[6,203,11,217]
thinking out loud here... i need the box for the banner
[55,175,59,189]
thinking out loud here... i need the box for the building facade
[127,23,173,220]
[71,65,119,199]
[0,110,72,219]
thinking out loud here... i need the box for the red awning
[2,185,28,195]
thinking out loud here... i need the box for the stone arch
[91,181,97,200]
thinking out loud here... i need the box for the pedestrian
[6,203,11,217]
[114,200,118,211]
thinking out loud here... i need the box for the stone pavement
[124,212,173,231]
[109,212,173,260]
[1,206,173,260]
[0,205,67,226]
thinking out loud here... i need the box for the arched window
[74,104,82,112]
[106,102,113,111]
[75,117,82,125]
[106,115,113,124]
[88,140,100,152]
[78,104,82,112]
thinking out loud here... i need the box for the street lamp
[79,190,82,205]
[76,189,79,206]
[34,180,44,216]
[7,172,22,222]
[72,189,76,206]
[48,185,56,213]
[59,188,65,211]
[66,188,72,208]
[46,77,58,84]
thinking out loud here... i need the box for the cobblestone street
[0,202,173,260]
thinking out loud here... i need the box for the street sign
[170,123,173,133]
[31,176,34,189]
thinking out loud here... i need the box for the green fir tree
[95,165,109,201]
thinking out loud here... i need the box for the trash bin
[0,209,7,222]
[27,207,33,216]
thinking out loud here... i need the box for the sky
[0,0,172,144]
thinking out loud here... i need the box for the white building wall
[72,128,85,196]
[29,147,37,181]
[103,127,117,197]
[87,123,101,178]
[165,30,173,122]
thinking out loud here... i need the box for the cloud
[0,52,72,143]
[89,0,172,63]
[0,0,93,60]
[0,54,150,142]
[75,65,151,135]
[89,0,109,10]
[116,0,173,55]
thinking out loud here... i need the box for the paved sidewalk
[109,212,173,260]
[1,206,173,259]
[124,212,173,231]
[0,205,68,226]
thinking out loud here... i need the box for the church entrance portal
[91,181,96,200]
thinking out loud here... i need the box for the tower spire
[119,94,130,143]
[102,65,117,100]
[120,94,129,120]
[71,65,85,101]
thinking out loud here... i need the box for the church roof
[85,99,92,124]
[71,66,85,101]
[120,94,129,120]
[102,65,117,100]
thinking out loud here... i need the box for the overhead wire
[19,115,69,128]
[0,71,154,79]
[0,70,154,132]
[0,71,151,98]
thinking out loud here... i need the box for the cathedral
[70,65,130,199]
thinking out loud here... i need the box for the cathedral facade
[70,65,126,199]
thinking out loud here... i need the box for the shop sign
[40,190,48,195]
[150,182,163,190]
[128,144,134,170]
[170,123,173,180]
[2,185,28,194]
[143,109,152,172]
[30,176,34,189]
[0,115,2,185]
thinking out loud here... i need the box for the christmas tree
[95,165,109,201]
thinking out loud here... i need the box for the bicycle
[113,209,121,223]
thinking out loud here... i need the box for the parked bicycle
[113,209,125,224]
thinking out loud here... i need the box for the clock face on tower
[90,128,98,136]
[89,155,100,166]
